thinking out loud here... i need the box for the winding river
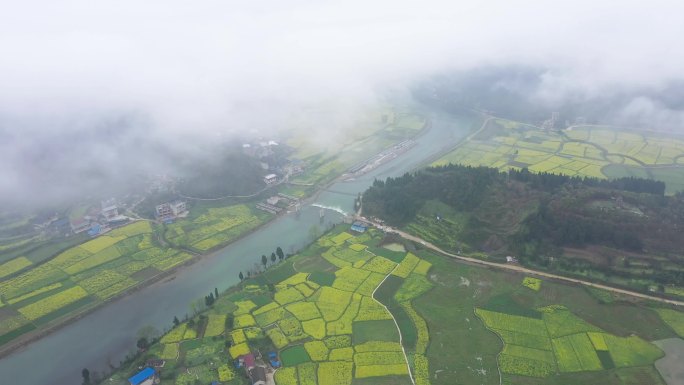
[0,110,476,385]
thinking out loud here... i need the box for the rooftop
[243,353,255,368]
[128,367,155,385]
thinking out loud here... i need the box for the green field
[102,225,432,385]
[410,249,677,385]
[655,308,684,337]
[165,203,271,252]
[433,119,684,193]
[94,222,682,385]
[0,221,195,346]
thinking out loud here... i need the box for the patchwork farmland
[432,118,684,193]
[99,224,684,385]
[0,221,194,346]
[102,226,434,385]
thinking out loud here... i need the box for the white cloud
[0,0,682,203]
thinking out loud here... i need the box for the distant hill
[363,164,684,288]
[177,148,267,199]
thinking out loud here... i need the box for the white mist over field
[1,0,683,203]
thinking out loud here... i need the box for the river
[0,110,476,385]
[654,338,684,385]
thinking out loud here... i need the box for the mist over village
[1,1,684,385]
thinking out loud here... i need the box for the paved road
[369,221,684,307]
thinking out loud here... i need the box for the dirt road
[373,222,684,307]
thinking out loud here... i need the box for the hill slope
[363,165,684,290]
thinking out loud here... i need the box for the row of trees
[507,168,666,196]
[238,246,286,281]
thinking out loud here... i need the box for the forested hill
[363,165,684,286]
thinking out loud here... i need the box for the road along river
[0,110,477,385]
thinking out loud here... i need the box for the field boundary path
[372,265,417,385]
[365,218,684,307]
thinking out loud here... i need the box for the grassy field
[0,221,195,346]
[432,119,684,194]
[411,248,677,385]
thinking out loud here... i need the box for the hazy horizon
[2,0,684,206]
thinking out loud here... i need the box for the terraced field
[432,118,684,193]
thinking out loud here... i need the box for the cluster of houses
[242,140,279,159]
[262,161,305,187]
[241,138,305,187]
[69,199,129,237]
[256,193,300,215]
[126,350,280,385]
[236,353,268,385]
[154,200,188,223]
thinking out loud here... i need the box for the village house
[263,174,278,185]
[127,367,158,385]
[70,218,90,234]
[155,201,187,220]
[350,221,369,233]
[239,353,268,385]
[249,366,267,385]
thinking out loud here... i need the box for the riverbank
[0,108,479,385]
[0,114,433,361]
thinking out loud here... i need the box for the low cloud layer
[1,0,683,205]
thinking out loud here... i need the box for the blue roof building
[87,224,101,237]
[351,221,368,233]
[128,367,156,385]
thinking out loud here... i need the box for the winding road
[367,219,684,307]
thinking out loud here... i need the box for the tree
[81,368,91,385]
[173,316,180,327]
[239,271,244,281]
[137,325,160,342]
[136,337,149,351]
[205,292,215,307]
[276,246,284,261]
[261,254,268,268]
[215,287,219,298]
[270,253,276,264]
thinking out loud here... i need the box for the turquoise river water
[0,110,476,385]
